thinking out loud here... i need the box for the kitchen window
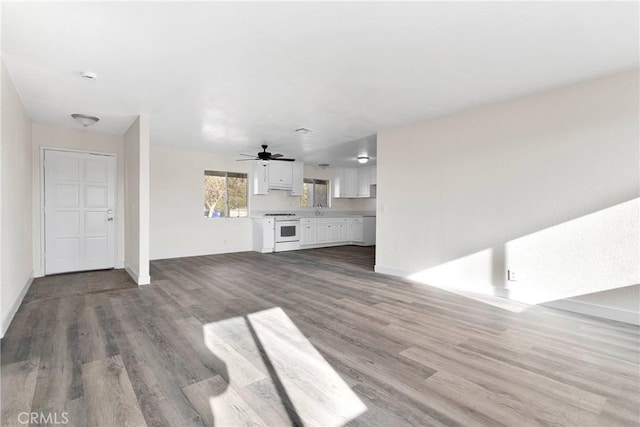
[204,171,248,218]
[300,178,329,208]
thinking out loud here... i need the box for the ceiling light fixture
[357,156,369,164]
[318,163,330,169]
[71,113,100,127]
[295,127,312,134]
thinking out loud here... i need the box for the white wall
[570,283,639,311]
[150,146,253,259]
[124,116,150,284]
[31,123,126,275]
[139,116,150,283]
[1,17,4,337]
[1,59,33,337]
[1,2,4,339]
[376,70,639,319]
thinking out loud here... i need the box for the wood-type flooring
[2,246,639,426]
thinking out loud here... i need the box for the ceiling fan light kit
[357,156,369,164]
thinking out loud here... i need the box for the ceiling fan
[236,144,295,163]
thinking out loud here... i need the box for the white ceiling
[2,2,638,167]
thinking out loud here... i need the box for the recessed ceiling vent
[295,127,312,134]
[81,71,98,80]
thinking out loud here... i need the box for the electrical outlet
[507,270,517,281]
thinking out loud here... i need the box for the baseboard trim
[543,299,640,325]
[374,265,412,277]
[151,247,251,261]
[1,272,34,338]
[367,265,639,325]
[124,264,139,283]
[124,264,150,286]
[33,269,44,278]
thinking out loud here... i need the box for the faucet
[315,203,323,216]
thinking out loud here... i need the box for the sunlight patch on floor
[203,307,367,426]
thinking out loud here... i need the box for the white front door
[44,150,117,275]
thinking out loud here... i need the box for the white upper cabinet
[268,161,293,189]
[333,167,358,198]
[357,167,371,197]
[332,168,343,197]
[252,161,303,194]
[290,162,304,196]
[345,168,358,197]
[334,166,374,198]
[252,161,269,195]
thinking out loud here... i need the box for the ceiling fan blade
[237,145,293,162]
[236,158,257,161]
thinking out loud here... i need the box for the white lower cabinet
[316,223,340,243]
[255,215,375,252]
[362,216,376,245]
[329,223,341,242]
[351,217,364,242]
[300,218,317,245]
[340,223,350,241]
[298,216,373,248]
[252,218,275,252]
[317,218,343,244]
[316,224,330,244]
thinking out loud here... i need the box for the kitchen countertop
[252,211,376,219]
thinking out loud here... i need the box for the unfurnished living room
[1,1,639,426]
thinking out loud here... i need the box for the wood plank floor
[2,246,639,426]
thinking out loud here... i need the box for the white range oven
[266,213,301,252]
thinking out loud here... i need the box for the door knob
[107,209,114,222]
